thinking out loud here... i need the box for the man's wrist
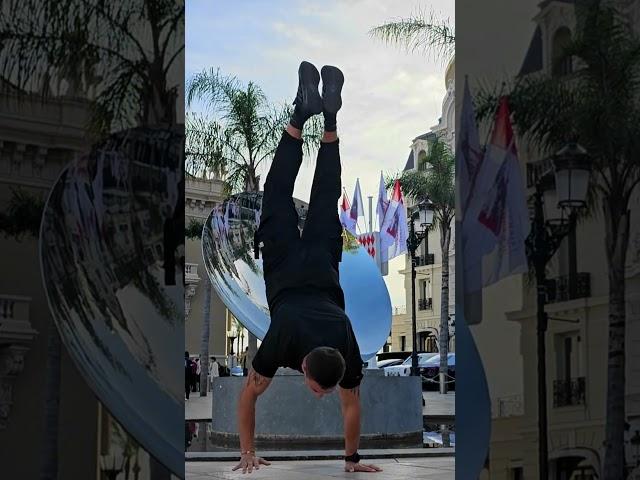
[344,451,360,463]
[241,449,255,456]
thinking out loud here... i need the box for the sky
[186,0,455,309]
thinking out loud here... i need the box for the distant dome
[445,57,455,88]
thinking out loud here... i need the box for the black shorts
[257,132,344,310]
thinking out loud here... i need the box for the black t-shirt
[252,291,363,389]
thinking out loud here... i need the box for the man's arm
[338,386,383,473]
[338,386,361,455]
[233,368,272,474]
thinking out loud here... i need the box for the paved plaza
[186,457,454,480]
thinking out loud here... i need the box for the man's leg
[257,125,304,273]
[300,65,345,268]
[300,131,343,269]
[259,61,322,276]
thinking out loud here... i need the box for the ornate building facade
[390,58,456,355]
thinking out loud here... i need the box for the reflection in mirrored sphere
[202,192,392,361]
[40,127,183,477]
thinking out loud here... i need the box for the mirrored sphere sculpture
[40,127,183,477]
[202,192,392,361]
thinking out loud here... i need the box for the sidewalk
[186,390,456,420]
[423,391,455,419]
[185,392,213,420]
[186,457,454,480]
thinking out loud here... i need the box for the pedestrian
[209,356,220,391]
[190,358,198,392]
[195,358,201,392]
[241,347,250,376]
[185,351,193,400]
[233,61,381,475]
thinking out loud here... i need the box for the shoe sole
[321,65,344,114]
[298,61,323,115]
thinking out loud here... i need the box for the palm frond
[369,9,455,62]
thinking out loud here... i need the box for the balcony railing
[545,273,591,303]
[553,377,586,407]
[414,254,435,267]
[418,298,433,311]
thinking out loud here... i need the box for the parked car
[375,358,405,369]
[420,353,455,390]
[384,353,439,377]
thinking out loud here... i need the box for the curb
[185,448,455,462]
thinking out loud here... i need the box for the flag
[350,178,365,233]
[458,77,484,219]
[376,171,389,230]
[339,189,356,234]
[380,179,409,259]
[457,77,484,325]
[462,96,529,292]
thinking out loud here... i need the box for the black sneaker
[321,65,344,132]
[289,61,322,130]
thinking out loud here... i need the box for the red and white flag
[376,171,389,231]
[380,179,409,259]
[339,189,356,234]
[350,178,365,233]
[462,96,529,291]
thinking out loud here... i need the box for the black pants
[258,132,344,310]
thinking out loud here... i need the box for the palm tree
[186,68,322,193]
[0,0,184,133]
[0,4,183,478]
[369,9,455,62]
[475,3,640,477]
[389,137,455,394]
[186,68,322,366]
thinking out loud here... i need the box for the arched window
[552,27,573,77]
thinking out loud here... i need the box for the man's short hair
[306,346,346,389]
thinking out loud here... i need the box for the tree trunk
[439,223,451,395]
[40,323,61,480]
[602,201,629,480]
[199,276,212,396]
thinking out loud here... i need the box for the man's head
[211,356,216,363]
[185,351,189,359]
[301,347,346,398]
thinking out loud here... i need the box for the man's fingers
[259,458,271,465]
[362,463,383,472]
[232,464,240,471]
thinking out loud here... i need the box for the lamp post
[526,142,591,479]
[406,199,434,377]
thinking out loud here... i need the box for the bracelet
[241,450,255,455]
[344,452,360,463]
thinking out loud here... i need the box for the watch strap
[344,452,360,463]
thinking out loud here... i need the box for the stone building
[487,1,640,478]
[184,174,245,366]
[390,57,456,356]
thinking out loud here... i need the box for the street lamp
[406,199,434,377]
[527,142,591,480]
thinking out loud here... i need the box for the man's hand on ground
[344,462,383,473]
[232,453,271,474]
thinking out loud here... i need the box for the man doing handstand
[233,61,382,475]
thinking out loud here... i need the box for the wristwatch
[344,451,360,463]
